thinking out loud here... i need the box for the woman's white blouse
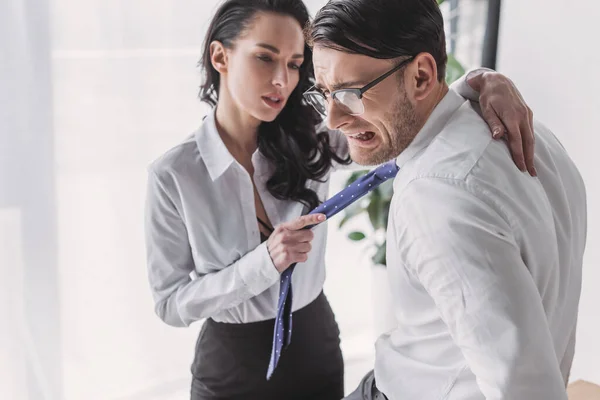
[144,76,479,326]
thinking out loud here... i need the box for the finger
[528,107,536,176]
[503,120,527,172]
[293,253,309,263]
[283,229,314,243]
[520,113,537,176]
[482,103,506,140]
[283,250,308,265]
[282,213,326,231]
[290,242,312,254]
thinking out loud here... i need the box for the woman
[144,1,535,399]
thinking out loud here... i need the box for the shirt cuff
[237,241,280,296]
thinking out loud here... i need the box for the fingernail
[317,214,326,221]
[492,128,502,138]
[531,166,538,177]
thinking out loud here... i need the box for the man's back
[378,89,587,399]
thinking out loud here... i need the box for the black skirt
[190,291,344,400]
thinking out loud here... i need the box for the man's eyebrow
[315,80,366,91]
[256,43,304,59]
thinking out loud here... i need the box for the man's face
[313,46,420,165]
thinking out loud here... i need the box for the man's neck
[414,82,449,133]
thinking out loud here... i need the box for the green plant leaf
[348,231,366,241]
[379,179,394,200]
[367,190,384,230]
[446,53,465,84]
[367,188,390,230]
[372,241,387,266]
[437,0,446,4]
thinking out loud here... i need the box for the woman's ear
[210,41,228,74]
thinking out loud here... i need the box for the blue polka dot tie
[266,160,400,379]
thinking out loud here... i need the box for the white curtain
[2,0,62,399]
[1,1,379,398]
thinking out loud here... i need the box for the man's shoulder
[400,101,495,184]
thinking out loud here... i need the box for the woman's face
[215,12,305,122]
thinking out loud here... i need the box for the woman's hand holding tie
[266,213,326,273]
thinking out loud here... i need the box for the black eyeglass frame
[303,56,415,116]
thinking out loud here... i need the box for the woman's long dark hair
[199,0,350,210]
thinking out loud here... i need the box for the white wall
[498,0,600,384]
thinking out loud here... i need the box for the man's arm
[394,178,567,400]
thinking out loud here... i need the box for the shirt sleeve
[450,68,495,102]
[393,177,567,400]
[144,168,280,327]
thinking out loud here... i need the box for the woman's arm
[451,68,536,176]
[144,168,280,327]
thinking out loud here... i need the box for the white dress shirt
[376,88,587,399]
[144,77,480,326]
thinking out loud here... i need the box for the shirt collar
[195,108,236,181]
[396,88,466,168]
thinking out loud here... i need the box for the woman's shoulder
[148,132,199,179]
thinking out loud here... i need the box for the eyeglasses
[303,56,414,117]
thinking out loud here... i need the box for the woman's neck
[214,86,261,159]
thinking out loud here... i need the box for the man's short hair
[308,0,448,81]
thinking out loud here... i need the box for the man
[304,0,587,399]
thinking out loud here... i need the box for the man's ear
[407,52,439,101]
